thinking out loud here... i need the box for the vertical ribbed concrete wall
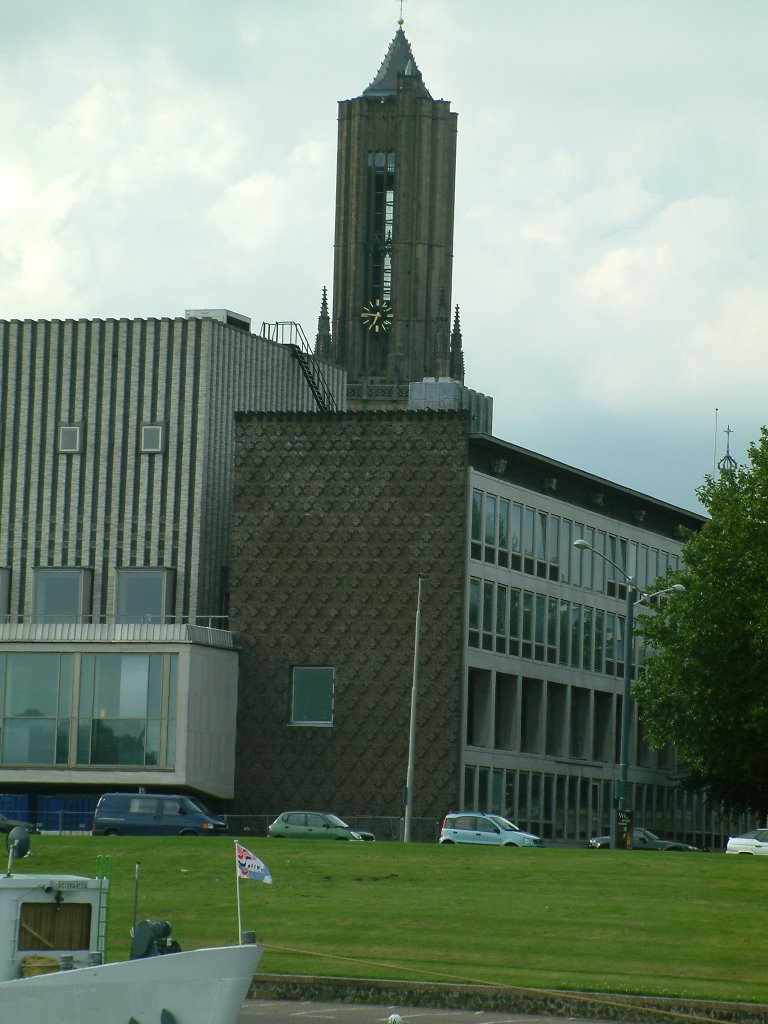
[0,317,343,622]
[230,411,469,818]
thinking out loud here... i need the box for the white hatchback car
[439,811,543,847]
[726,829,768,854]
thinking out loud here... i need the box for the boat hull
[0,943,262,1024]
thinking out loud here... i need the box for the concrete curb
[249,973,768,1024]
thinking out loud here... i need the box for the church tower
[324,25,463,408]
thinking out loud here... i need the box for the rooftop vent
[185,308,251,332]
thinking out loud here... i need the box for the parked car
[439,811,543,847]
[726,829,768,854]
[588,827,700,851]
[0,811,40,835]
[92,793,228,836]
[267,811,375,841]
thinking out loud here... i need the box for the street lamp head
[573,538,591,550]
[670,584,686,593]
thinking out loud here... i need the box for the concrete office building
[229,410,746,848]
[0,312,344,809]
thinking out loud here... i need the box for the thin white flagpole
[235,841,243,945]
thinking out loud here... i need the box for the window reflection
[116,569,170,624]
[0,652,176,768]
[34,569,91,624]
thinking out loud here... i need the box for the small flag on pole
[236,842,272,884]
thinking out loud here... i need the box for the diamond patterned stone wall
[230,411,470,821]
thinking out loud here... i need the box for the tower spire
[450,305,465,383]
[363,22,431,98]
[717,424,738,478]
[314,286,332,360]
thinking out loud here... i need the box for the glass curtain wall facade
[0,651,177,769]
[463,474,750,849]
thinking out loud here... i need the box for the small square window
[33,568,92,624]
[141,424,164,453]
[116,568,173,624]
[59,425,81,453]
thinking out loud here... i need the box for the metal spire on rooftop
[717,424,738,478]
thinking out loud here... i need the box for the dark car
[588,826,700,851]
[0,811,40,835]
[267,811,375,841]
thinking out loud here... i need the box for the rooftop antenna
[712,407,718,475]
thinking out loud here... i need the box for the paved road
[237,999,635,1024]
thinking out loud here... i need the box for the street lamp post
[403,572,427,843]
[573,539,684,849]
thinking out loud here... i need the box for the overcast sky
[2,1,766,513]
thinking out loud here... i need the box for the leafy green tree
[635,427,768,816]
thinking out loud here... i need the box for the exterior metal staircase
[260,322,339,413]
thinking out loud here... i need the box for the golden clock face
[360,298,393,333]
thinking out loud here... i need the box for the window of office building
[498,498,510,567]
[523,507,535,574]
[484,495,497,564]
[141,424,164,453]
[495,584,508,653]
[482,581,494,650]
[58,424,82,453]
[0,650,178,770]
[291,666,334,726]
[511,503,522,568]
[468,577,480,647]
[116,569,173,624]
[509,588,521,654]
[0,653,73,765]
[78,653,174,767]
[546,596,557,664]
[34,569,91,624]
[470,490,482,559]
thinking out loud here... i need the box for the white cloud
[0,0,767,509]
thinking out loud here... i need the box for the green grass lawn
[16,835,768,1004]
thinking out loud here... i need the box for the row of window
[469,577,641,678]
[58,423,165,454]
[470,488,681,593]
[0,567,173,624]
[368,151,395,303]
[0,651,177,767]
[466,669,663,766]
[463,765,745,846]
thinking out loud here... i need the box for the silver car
[726,829,768,854]
[439,811,543,847]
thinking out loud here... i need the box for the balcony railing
[0,616,234,648]
[0,614,229,627]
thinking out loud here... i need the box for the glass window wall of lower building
[0,651,177,768]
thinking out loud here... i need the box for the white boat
[0,827,262,1024]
